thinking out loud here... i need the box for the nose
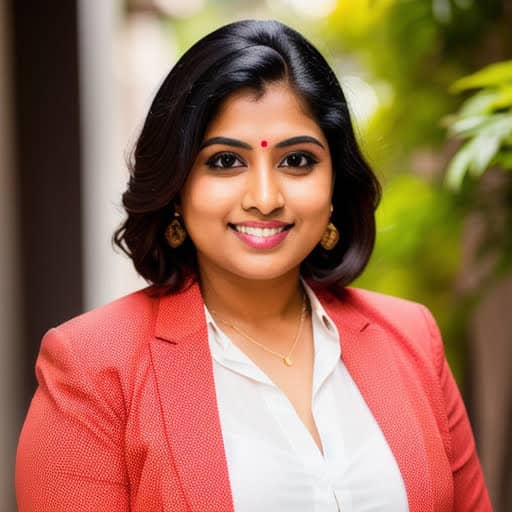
[241,164,285,215]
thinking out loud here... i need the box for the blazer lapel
[314,286,434,512]
[149,282,234,512]
[149,280,436,512]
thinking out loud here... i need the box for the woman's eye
[279,152,318,169]
[206,152,245,169]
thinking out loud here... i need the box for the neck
[198,265,304,324]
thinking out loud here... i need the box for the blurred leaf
[468,134,500,176]
[459,89,503,116]
[451,60,512,92]
[445,115,512,188]
[445,139,476,189]
[447,115,490,136]
[448,113,512,138]
[479,115,512,138]
[491,86,512,109]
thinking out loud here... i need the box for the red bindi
[260,140,268,147]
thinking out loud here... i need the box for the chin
[235,270,292,281]
[225,258,303,282]
[197,246,315,282]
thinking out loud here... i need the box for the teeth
[234,225,287,237]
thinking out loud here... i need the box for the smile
[233,225,287,237]
[229,222,293,249]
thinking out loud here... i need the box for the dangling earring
[165,212,187,248]
[320,205,339,251]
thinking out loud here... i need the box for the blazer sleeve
[16,327,130,512]
[420,306,493,511]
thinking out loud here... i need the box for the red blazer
[16,281,492,511]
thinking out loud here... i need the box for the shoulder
[345,286,422,312]
[344,287,434,333]
[318,284,432,328]
[33,287,181,417]
[56,287,159,341]
[346,287,440,340]
[317,284,443,366]
[39,287,164,376]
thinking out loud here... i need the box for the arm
[16,328,130,512]
[421,306,493,511]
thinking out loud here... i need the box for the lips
[228,221,293,249]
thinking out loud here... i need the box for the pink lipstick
[229,221,292,250]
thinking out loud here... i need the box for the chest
[209,332,410,512]
[225,318,322,451]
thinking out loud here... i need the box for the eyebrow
[199,135,325,151]
[275,136,325,149]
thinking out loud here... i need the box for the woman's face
[179,82,333,282]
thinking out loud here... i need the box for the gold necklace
[210,294,307,367]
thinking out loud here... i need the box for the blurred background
[1,0,511,510]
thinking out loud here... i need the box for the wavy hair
[113,19,381,292]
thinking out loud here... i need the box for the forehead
[204,83,324,140]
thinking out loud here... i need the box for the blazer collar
[151,280,433,512]
[151,281,234,511]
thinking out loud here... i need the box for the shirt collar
[301,278,339,341]
[301,279,342,394]
[204,306,230,351]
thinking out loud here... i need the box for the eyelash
[205,151,319,170]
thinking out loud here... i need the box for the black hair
[113,19,381,292]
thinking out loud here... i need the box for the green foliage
[445,60,512,189]
[443,57,512,296]
[322,0,511,381]
[451,61,512,91]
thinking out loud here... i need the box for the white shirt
[205,282,409,512]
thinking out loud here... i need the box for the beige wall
[78,0,143,310]
[0,0,21,509]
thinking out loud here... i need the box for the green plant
[444,60,512,189]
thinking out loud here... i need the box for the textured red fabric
[16,282,492,511]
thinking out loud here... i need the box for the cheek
[290,172,333,216]
[181,175,239,223]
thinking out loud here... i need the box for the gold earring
[320,222,339,250]
[320,205,339,250]
[165,212,187,248]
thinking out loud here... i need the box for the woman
[16,19,491,512]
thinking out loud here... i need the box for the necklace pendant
[283,356,293,366]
